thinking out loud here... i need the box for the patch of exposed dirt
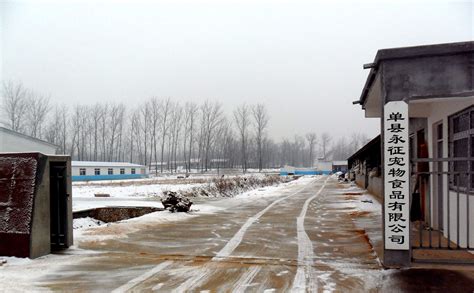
[344,192,363,196]
[349,210,372,217]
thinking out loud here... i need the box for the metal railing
[411,157,473,251]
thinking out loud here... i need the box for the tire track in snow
[231,266,261,293]
[172,267,213,293]
[176,177,321,292]
[291,177,328,292]
[111,261,172,293]
[213,178,320,261]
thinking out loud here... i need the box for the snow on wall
[0,156,38,234]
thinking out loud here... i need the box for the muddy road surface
[39,177,388,291]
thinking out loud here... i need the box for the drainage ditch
[73,206,164,223]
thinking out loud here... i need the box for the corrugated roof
[71,161,145,168]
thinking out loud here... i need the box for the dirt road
[37,176,391,292]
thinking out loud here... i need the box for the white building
[353,41,474,266]
[0,127,58,154]
[71,161,148,181]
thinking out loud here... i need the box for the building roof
[332,160,348,166]
[72,161,145,168]
[356,41,474,107]
[0,127,58,148]
[347,135,381,163]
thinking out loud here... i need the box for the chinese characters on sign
[384,101,409,250]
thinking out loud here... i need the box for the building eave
[357,41,474,107]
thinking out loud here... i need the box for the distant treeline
[1,81,369,172]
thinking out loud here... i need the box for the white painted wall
[410,97,474,247]
[71,166,147,176]
[317,161,332,172]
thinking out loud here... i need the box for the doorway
[50,162,69,251]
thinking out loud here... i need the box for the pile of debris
[161,191,193,212]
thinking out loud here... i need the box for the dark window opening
[471,110,474,129]
[79,168,86,176]
[449,106,474,192]
[131,168,136,174]
[94,168,100,175]
[453,112,470,133]
[108,168,113,175]
[120,168,125,174]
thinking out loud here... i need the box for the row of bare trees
[1,81,369,172]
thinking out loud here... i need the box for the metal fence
[411,157,473,252]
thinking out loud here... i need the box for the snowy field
[72,181,205,211]
[72,172,284,212]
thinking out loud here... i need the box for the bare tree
[201,101,223,171]
[305,132,317,168]
[170,104,182,173]
[139,103,151,166]
[234,103,251,172]
[159,98,172,173]
[24,92,50,139]
[2,81,28,132]
[90,104,103,161]
[183,102,198,172]
[251,103,269,171]
[320,132,332,160]
[149,98,161,173]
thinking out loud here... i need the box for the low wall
[355,173,366,189]
[367,176,383,199]
[280,170,331,176]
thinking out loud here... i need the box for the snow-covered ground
[73,182,205,198]
[0,175,309,292]
[72,181,207,211]
[72,173,289,212]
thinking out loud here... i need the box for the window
[79,168,86,176]
[94,168,101,175]
[131,168,136,174]
[120,168,125,175]
[449,106,474,191]
[108,168,113,175]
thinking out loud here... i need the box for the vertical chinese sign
[384,101,409,250]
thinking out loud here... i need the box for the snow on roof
[71,161,145,168]
[332,160,348,166]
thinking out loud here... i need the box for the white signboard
[384,101,409,250]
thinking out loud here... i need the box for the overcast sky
[0,0,472,140]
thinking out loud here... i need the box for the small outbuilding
[332,160,348,173]
[0,152,73,258]
[72,161,148,181]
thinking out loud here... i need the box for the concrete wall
[317,161,333,172]
[355,173,366,189]
[382,53,473,103]
[367,176,383,200]
[30,155,50,258]
[0,153,73,258]
[0,129,57,154]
